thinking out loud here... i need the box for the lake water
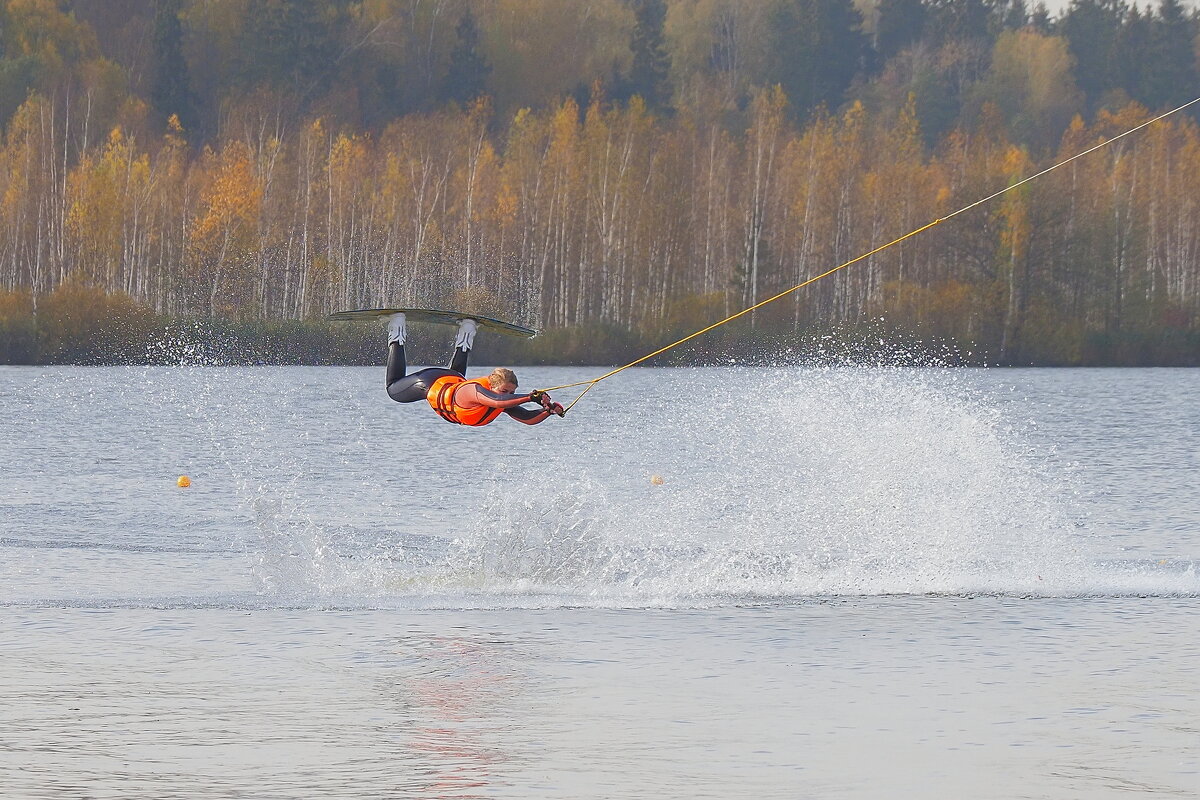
[1,364,1196,798]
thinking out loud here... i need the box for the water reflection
[386,630,527,799]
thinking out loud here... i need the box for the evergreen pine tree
[1114,5,1152,104]
[1058,0,1127,110]
[626,0,671,110]
[239,0,338,93]
[1000,0,1028,30]
[151,0,196,131]
[1142,0,1198,109]
[926,0,992,45]
[1028,2,1053,32]
[443,9,490,106]
[770,0,869,120]
[876,0,927,63]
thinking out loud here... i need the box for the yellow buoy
[177,475,191,488]
[650,475,664,486]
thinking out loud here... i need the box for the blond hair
[488,368,517,389]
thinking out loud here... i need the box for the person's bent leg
[449,318,477,374]
[386,342,406,388]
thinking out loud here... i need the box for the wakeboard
[328,307,537,338]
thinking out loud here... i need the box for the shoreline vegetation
[1,285,1196,367]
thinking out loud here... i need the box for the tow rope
[540,97,1200,413]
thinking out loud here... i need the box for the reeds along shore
[1,281,1197,368]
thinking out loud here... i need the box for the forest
[1,0,1199,365]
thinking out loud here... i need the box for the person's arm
[457,383,538,410]
[505,406,552,425]
[457,383,564,422]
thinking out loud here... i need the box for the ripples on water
[1,364,1197,798]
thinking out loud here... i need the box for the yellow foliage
[549,97,581,163]
[997,145,1033,255]
[6,0,99,68]
[66,126,152,282]
[491,180,519,226]
[190,141,263,254]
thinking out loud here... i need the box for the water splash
[104,346,1186,608]
[247,364,1196,607]
[438,367,1074,602]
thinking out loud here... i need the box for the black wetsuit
[385,342,546,422]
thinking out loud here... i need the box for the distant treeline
[1,1,1199,366]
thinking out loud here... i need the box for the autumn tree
[479,0,634,118]
[67,126,151,293]
[189,140,263,316]
[740,85,789,317]
[665,0,776,110]
[994,143,1034,360]
[968,29,1083,153]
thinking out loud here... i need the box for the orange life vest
[426,375,504,426]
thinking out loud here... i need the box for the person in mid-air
[383,313,563,426]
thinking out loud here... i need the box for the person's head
[487,367,518,394]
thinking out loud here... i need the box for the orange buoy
[177,475,191,488]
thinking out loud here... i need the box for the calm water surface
[1,365,1197,798]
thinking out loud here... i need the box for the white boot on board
[454,318,478,352]
[387,312,406,345]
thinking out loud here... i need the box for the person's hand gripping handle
[530,389,565,417]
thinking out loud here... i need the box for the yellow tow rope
[540,97,1200,414]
